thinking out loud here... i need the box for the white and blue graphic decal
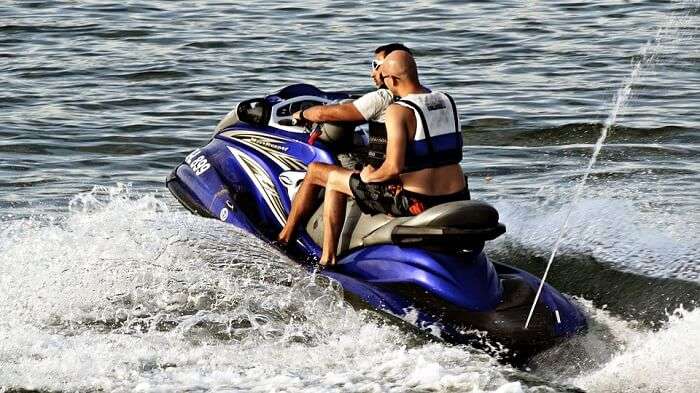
[227,146,287,226]
[221,130,306,171]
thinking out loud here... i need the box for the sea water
[1,1,699,392]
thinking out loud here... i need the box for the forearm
[363,163,400,183]
[302,103,365,123]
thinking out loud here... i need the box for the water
[1,1,699,392]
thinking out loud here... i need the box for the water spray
[524,11,694,329]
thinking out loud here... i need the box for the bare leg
[278,163,335,244]
[319,167,355,264]
[277,178,319,243]
[320,190,347,265]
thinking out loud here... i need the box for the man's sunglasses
[371,59,384,71]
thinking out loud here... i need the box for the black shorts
[348,173,470,216]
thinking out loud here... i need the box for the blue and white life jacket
[396,91,462,172]
[364,91,462,171]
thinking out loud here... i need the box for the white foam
[494,197,700,281]
[4,185,695,392]
[0,185,532,392]
[573,307,700,393]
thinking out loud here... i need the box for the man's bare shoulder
[386,102,414,117]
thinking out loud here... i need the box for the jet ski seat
[362,200,506,249]
[306,200,505,254]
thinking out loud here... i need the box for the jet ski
[166,83,587,360]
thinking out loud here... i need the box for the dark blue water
[1,1,698,392]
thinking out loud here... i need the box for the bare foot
[277,229,291,244]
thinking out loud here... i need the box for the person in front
[277,43,411,246]
[290,43,411,128]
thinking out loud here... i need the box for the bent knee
[308,162,326,173]
[327,170,351,193]
[306,162,330,183]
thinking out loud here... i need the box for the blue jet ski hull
[166,84,587,360]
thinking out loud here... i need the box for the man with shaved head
[281,50,469,265]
